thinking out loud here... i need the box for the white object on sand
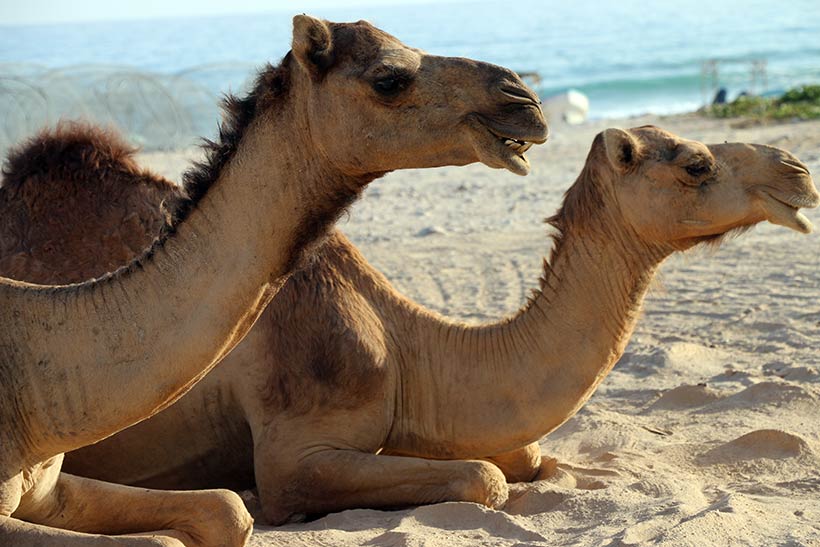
[542,89,590,125]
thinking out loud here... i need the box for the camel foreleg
[9,472,252,547]
[254,448,509,525]
[0,514,188,546]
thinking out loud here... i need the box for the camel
[0,16,548,545]
[8,124,817,525]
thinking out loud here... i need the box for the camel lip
[759,191,815,234]
[761,188,820,209]
[759,187,820,209]
[486,126,549,146]
[475,114,549,146]
[467,116,536,176]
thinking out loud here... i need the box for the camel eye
[373,75,408,96]
[685,163,711,178]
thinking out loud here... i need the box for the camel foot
[453,460,509,508]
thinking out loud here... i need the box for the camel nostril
[499,85,540,106]
[780,158,810,176]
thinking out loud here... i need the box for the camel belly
[63,375,254,491]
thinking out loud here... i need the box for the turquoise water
[1,0,818,148]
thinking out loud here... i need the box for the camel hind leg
[9,472,252,547]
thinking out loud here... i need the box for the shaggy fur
[177,49,368,274]
[0,122,177,284]
[3,123,143,191]
[176,53,293,230]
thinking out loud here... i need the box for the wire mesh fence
[0,63,258,157]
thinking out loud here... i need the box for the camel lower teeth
[503,138,528,151]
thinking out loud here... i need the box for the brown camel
[0,15,548,545]
[9,124,816,525]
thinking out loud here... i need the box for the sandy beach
[136,113,820,547]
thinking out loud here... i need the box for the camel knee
[487,442,543,483]
[260,502,304,527]
[189,489,253,547]
[455,460,509,508]
[257,475,309,526]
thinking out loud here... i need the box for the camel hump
[1,122,146,192]
[0,123,179,284]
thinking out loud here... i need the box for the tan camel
[10,124,817,525]
[0,16,548,545]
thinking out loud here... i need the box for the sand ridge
[140,114,820,547]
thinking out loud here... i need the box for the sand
[140,114,820,547]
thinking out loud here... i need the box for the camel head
[592,125,819,249]
[288,15,548,176]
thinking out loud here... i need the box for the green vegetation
[703,85,820,121]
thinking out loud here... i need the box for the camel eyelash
[372,73,412,96]
[685,163,712,178]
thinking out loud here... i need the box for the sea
[1,0,818,151]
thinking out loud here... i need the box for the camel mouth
[759,191,817,234]
[492,131,536,155]
[467,116,547,176]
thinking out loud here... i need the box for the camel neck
[4,98,367,459]
[388,183,671,458]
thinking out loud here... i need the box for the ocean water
[1,0,818,150]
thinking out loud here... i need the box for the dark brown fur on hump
[0,122,178,284]
[3,122,146,191]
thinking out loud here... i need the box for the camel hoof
[458,460,509,508]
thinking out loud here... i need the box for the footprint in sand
[696,381,817,413]
[504,459,620,517]
[700,429,811,464]
[644,383,725,411]
[619,342,730,379]
[763,361,820,382]
[369,502,548,545]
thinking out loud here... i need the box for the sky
[0,0,466,26]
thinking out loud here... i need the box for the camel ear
[602,128,641,173]
[292,15,334,78]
